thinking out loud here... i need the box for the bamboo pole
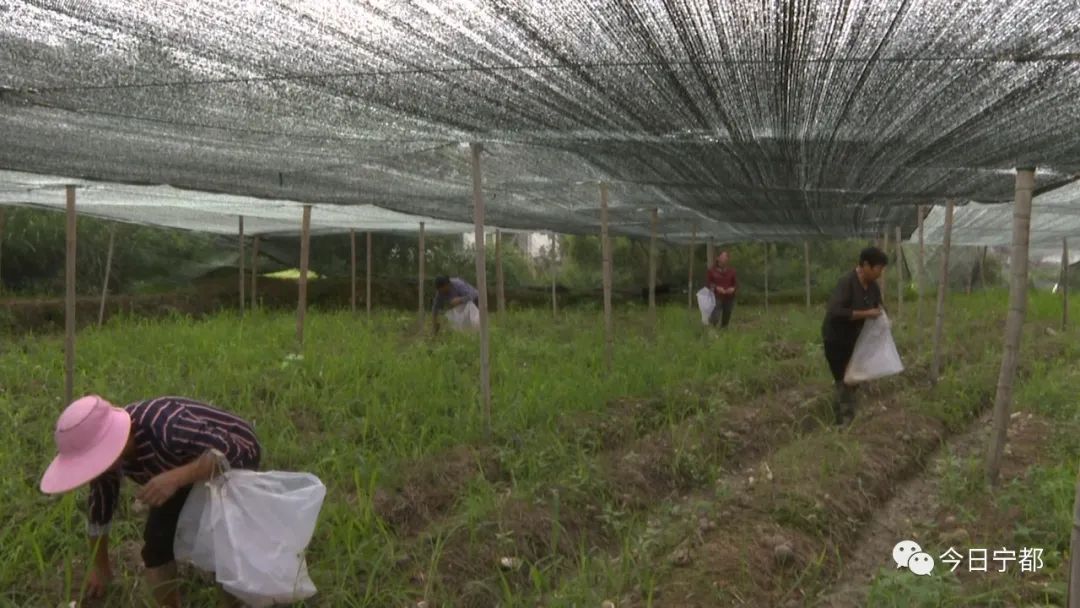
[688,225,697,310]
[648,208,658,336]
[418,222,426,332]
[707,241,714,269]
[804,241,811,309]
[986,168,1035,485]
[0,209,5,293]
[980,246,988,289]
[296,205,312,347]
[350,229,357,313]
[238,216,245,312]
[366,231,373,318]
[551,233,558,317]
[931,200,955,384]
[250,235,259,309]
[764,242,770,313]
[98,225,115,327]
[880,230,889,299]
[918,205,926,339]
[495,229,506,315]
[1067,459,1080,607]
[1064,238,1070,330]
[469,143,493,440]
[600,182,613,374]
[64,186,76,406]
[895,225,903,319]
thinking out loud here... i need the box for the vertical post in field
[1064,238,1070,330]
[98,225,116,327]
[366,231,373,318]
[688,226,697,310]
[296,204,312,348]
[931,200,955,384]
[350,229,357,313]
[986,168,1035,485]
[764,241,770,313]
[418,222,426,333]
[879,230,889,299]
[251,235,259,310]
[238,216,245,312]
[648,208,658,337]
[495,229,506,315]
[895,225,903,319]
[600,182,613,375]
[804,240,811,309]
[918,205,926,339]
[64,185,77,406]
[980,246,988,289]
[0,209,6,293]
[551,233,558,317]
[469,143,493,440]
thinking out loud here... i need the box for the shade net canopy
[3,1,1080,242]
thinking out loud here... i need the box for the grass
[0,290,1075,606]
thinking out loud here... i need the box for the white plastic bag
[696,288,716,325]
[844,312,904,384]
[445,301,480,331]
[175,470,327,607]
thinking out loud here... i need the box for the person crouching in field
[432,275,480,334]
[40,395,261,607]
[821,247,887,425]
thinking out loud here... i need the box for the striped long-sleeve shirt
[87,397,260,536]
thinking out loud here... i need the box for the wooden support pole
[804,241,811,309]
[251,235,259,310]
[296,205,312,347]
[600,182,614,374]
[366,231,373,318]
[64,186,76,406]
[931,200,955,383]
[350,229,357,313]
[1064,238,1070,330]
[551,233,558,317]
[980,246,988,289]
[879,230,889,299]
[238,216,245,312]
[918,205,926,338]
[986,168,1035,485]
[495,229,506,315]
[98,225,116,327]
[469,143,493,440]
[707,240,714,269]
[418,222,426,332]
[764,242,770,313]
[0,208,5,293]
[648,208,658,335]
[896,225,903,319]
[688,226,697,310]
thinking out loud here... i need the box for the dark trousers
[823,338,857,384]
[709,298,735,328]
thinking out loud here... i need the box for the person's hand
[449,297,462,307]
[867,307,883,319]
[85,564,112,598]
[137,469,184,507]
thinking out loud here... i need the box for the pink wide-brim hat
[40,395,131,494]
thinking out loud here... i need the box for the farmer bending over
[821,247,887,425]
[432,275,479,334]
[40,395,261,607]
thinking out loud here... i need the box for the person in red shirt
[706,251,737,328]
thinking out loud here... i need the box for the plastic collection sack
[844,312,904,384]
[445,301,480,330]
[174,469,327,607]
[696,287,716,325]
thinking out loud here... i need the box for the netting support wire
[418,222,426,334]
[987,168,1036,486]
[648,208,658,338]
[600,182,614,376]
[98,225,116,327]
[495,229,506,315]
[251,235,259,310]
[350,229,357,314]
[64,185,76,406]
[918,205,926,347]
[764,242,770,314]
[366,231,373,318]
[931,200,955,385]
[296,204,312,348]
[238,216,245,313]
[804,241,811,309]
[687,225,697,310]
[1064,238,1070,331]
[895,225,903,320]
[470,143,493,441]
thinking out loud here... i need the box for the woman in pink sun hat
[41,395,261,608]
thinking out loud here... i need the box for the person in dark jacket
[822,247,888,425]
[706,251,738,328]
